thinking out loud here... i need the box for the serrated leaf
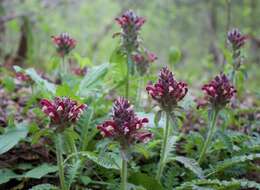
[170,156,205,179]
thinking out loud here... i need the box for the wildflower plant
[146,67,188,181]
[115,10,146,98]
[198,73,236,164]
[52,33,76,77]
[227,28,248,84]
[132,50,157,76]
[40,97,86,190]
[97,97,152,190]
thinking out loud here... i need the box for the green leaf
[13,66,56,94]
[0,122,28,155]
[29,183,58,190]
[170,156,205,179]
[129,172,164,190]
[77,63,108,96]
[0,169,19,184]
[164,135,180,163]
[169,46,181,65]
[207,154,260,176]
[24,164,57,179]
[56,83,80,100]
[80,176,92,186]
[66,160,82,188]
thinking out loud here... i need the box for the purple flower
[72,67,87,76]
[40,97,87,130]
[97,97,152,147]
[146,67,188,112]
[16,72,32,83]
[201,73,236,109]
[132,51,157,75]
[52,33,76,57]
[227,28,248,50]
[115,10,145,53]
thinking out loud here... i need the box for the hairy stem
[56,134,67,190]
[198,109,219,164]
[156,112,170,181]
[121,157,128,190]
[125,53,131,98]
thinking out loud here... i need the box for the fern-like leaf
[66,160,82,189]
[165,135,180,163]
[206,153,260,176]
[170,156,205,179]
[175,178,260,190]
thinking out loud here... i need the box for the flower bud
[52,33,76,57]
[115,10,145,53]
[132,51,157,75]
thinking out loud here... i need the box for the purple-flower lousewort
[52,33,76,57]
[40,97,87,130]
[97,97,152,148]
[16,72,32,82]
[146,67,188,112]
[132,51,157,75]
[115,10,145,53]
[201,73,236,109]
[227,28,248,51]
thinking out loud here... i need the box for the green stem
[198,109,219,164]
[135,77,143,108]
[125,54,131,98]
[156,112,170,181]
[56,134,67,190]
[121,158,128,190]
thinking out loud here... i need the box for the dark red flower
[40,97,87,129]
[52,33,76,57]
[16,72,31,82]
[115,10,145,53]
[132,51,157,75]
[227,28,248,50]
[97,97,152,147]
[201,73,236,109]
[72,67,87,76]
[146,67,188,112]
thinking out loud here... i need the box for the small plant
[40,97,86,190]
[198,73,236,164]
[97,97,152,190]
[132,50,157,76]
[146,67,188,181]
[115,10,146,98]
[227,28,248,84]
[52,33,76,77]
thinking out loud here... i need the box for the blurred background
[0,0,259,94]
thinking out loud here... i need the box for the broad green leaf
[24,164,57,179]
[129,172,164,190]
[0,169,19,184]
[0,122,28,155]
[13,66,56,94]
[29,183,58,190]
[77,63,108,96]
